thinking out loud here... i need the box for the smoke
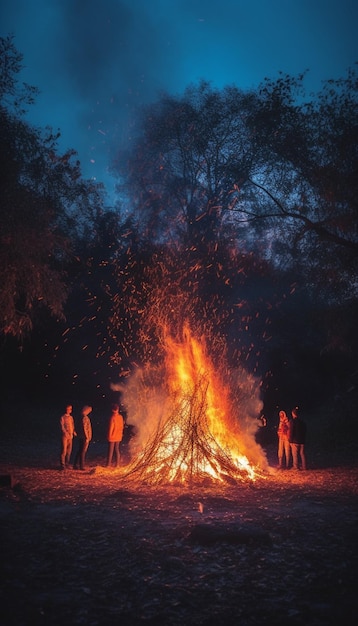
[52,0,190,171]
[226,366,267,468]
[111,365,171,450]
[111,357,268,473]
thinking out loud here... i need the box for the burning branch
[119,326,267,486]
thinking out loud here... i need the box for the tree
[113,70,358,300]
[113,81,260,250]
[108,69,358,409]
[0,36,106,340]
[238,68,358,299]
[0,35,38,112]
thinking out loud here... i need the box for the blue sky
[1,0,357,202]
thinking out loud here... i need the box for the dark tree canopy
[0,36,106,340]
[113,81,261,250]
[242,68,358,297]
[113,69,358,301]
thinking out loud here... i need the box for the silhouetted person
[60,404,76,470]
[74,405,93,470]
[277,410,291,469]
[120,422,136,464]
[106,403,124,468]
[288,407,307,470]
[255,413,268,446]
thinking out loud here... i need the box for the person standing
[106,403,125,468]
[74,405,93,470]
[60,404,76,470]
[277,410,291,469]
[288,407,307,470]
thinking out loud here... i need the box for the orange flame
[122,324,266,485]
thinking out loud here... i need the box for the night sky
[1,0,357,201]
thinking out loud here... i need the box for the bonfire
[115,324,267,487]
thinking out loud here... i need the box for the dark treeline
[1,35,357,449]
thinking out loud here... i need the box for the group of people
[276,407,307,470]
[60,401,307,473]
[59,403,127,471]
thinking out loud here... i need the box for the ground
[0,440,357,626]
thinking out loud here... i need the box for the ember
[117,325,268,486]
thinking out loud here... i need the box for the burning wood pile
[118,325,267,487]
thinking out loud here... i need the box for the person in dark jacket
[73,405,93,470]
[288,407,307,470]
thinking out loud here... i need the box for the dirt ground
[0,440,357,626]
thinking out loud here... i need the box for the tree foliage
[235,69,358,297]
[0,36,106,340]
[114,81,261,250]
[113,69,358,300]
[0,35,39,113]
[1,33,357,412]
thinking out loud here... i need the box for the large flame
[119,324,267,486]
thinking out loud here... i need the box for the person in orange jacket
[106,403,125,468]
